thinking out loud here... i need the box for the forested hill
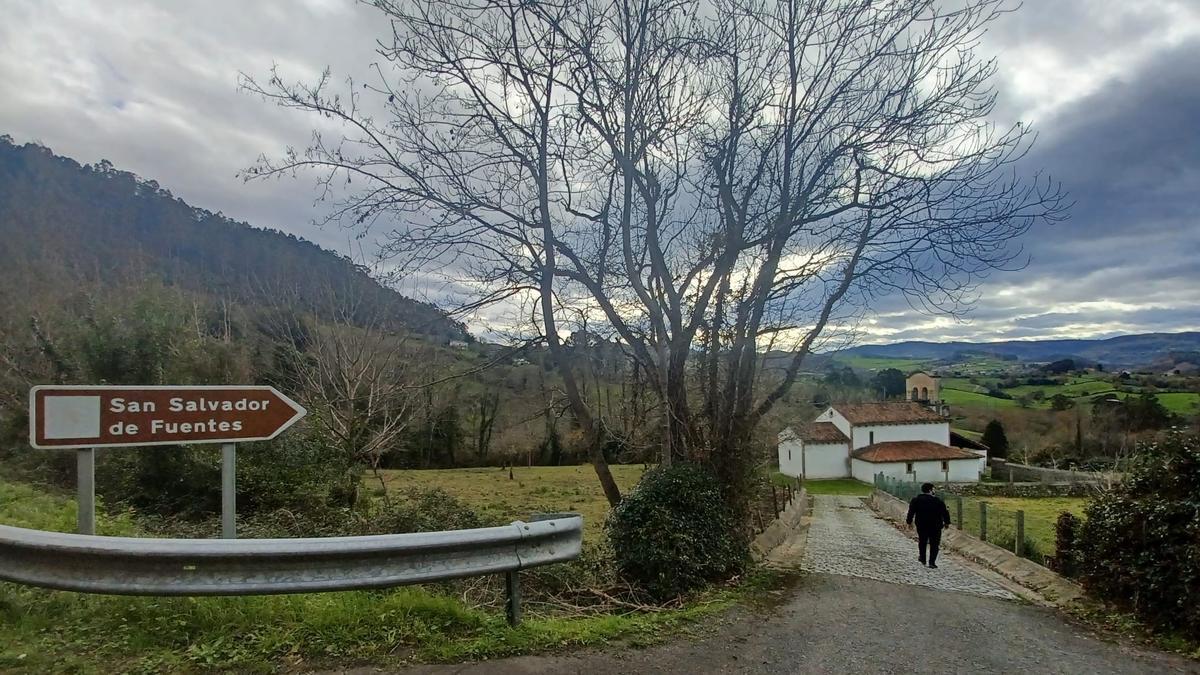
[0,136,466,341]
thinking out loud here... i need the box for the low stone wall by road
[988,458,1118,486]
[942,481,1100,498]
[751,487,808,560]
[868,489,1084,606]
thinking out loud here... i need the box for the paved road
[391,496,1197,675]
[801,495,1015,599]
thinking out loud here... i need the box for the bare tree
[242,0,1067,509]
[273,291,426,502]
[467,388,501,461]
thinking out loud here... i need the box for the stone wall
[988,458,1118,485]
[942,481,1100,498]
[750,487,808,560]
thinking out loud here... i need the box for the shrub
[1052,512,1081,577]
[1075,433,1200,641]
[95,430,352,519]
[606,463,746,600]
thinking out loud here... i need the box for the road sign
[29,385,307,450]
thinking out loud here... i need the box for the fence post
[956,497,963,531]
[980,502,988,542]
[505,571,522,627]
[1015,510,1025,557]
[771,485,780,516]
[1008,468,1014,485]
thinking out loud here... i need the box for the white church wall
[777,430,804,477]
[852,457,986,483]
[803,442,851,479]
[850,422,950,450]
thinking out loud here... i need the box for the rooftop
[834,401,947,426]
[852,441,980,463]
[950,431,989,452]
[797,422,849,443]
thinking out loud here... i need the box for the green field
[1156,392,1200,415]
[770,473,873,496]
[953,495,1087,557]
[802,478,874,496]
[939,386,1019,408]
[938,375,1143,411]
[379,465,646,543]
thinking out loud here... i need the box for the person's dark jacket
[907,493,951,532]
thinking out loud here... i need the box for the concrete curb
[867,489,1084,607]
[750,488,808,561]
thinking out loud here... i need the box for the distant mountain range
[833,332,1200,368]
[0,137,466,340]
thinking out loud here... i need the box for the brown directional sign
[29,385,307,449]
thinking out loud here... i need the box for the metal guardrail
[0,514,582,625]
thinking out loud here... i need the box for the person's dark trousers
[918,527,942,565]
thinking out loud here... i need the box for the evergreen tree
[872,368,906,399]
[981,419,1009,458]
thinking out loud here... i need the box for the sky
[1,0,1198,345]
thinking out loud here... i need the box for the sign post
[30,385,306,536]
[222,443,237,539]
[77,448,95,535]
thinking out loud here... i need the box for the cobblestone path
[801,495,1016,600]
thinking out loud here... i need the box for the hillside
[0,136,466,341]
[832,333,1200,368]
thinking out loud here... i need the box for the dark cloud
[1,0,1197,342]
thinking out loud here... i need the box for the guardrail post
[77,448,95,535]
[1015,510,1025,557]
[505,571,522,627]
[955,497,963,530]
[980,502,988,542]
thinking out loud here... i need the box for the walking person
[906,482,951,568]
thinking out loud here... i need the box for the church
[777,372,988,483]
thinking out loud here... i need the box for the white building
[777,394,987,483]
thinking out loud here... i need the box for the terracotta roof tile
[798,422,849,443]
[852,441,980,463]
[835,401,946,425]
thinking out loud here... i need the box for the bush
[1052,512,1081,577]
[606,464,746,600]
[95,430,352,519]
[1075,433,1200,641]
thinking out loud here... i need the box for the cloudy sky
[1,0,1198,344]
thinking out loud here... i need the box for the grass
[376,465,647,543]
[951,495,1088,556]
[0,473,782,672]
[938,375,1137,411]
[769,473,872,496]
[939,386,1019,408]
[1156,392,1200,416]
[1,576,742,673]
[802,478,874,496]
[0,478,139,535]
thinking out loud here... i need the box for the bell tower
[906,371,941,404]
